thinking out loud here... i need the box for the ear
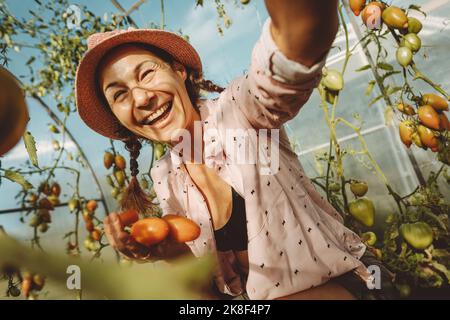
[172,61,187,81]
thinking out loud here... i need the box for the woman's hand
[104,213,193,262]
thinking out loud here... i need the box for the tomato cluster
[118,210,201,248]
[27,182,62,234]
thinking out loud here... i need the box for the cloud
[3,140,77,161]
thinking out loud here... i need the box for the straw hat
[75,28,202,140]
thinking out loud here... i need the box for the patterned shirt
[151,18,370,300]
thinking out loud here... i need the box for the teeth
[145,102,171,124]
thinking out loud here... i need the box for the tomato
[51,182,61,197]
[28,215,40,227]
[411,132,424,149]
[130,218,170,247]
[111,187,120,199]
[361,231,377,246]
[350,180,369,197]
[114,170,126,187]
[439,113,450,131]
[91,228,102,241]
[38,209,51,223]
[240,0,250,4]
[52,140,60,151]
[401,33,421,53]
[48,124,59,134]
[397,102,416,115]
[400,222,433,250]
[68,198,79,212]
[422,93,449,112]
[48,195,60,206]
[118,209,139,227]
[348,197,375,227]
[39,182,52,196]
[33,274,45,290]
[140,178,149,190]
[407,17,422,34]
[21,278,32,298]
[417,125,439,150]
[396,47,413,67]
[38,223,49,233]
[86,200,98,212]
[322,69,344,92]
[85,219,95,232]
[154,143,166,160]
[399,120,415,148]
[397,284,412,298]
[104,152,114,169]
[381,6,408,29]
[162,214,201,243]
[328,182,341,192]
[362,2,385,28]
[350,0,366,16]
[8,285,21,297]
[39,197,54,210]
[418,105,440,130]
[115,154,126,170]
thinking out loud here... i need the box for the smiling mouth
[142,101,173,126]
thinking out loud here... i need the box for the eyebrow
[104,59,158,92]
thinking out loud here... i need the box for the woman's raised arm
[265,0,339,68]
[223,1,339,130]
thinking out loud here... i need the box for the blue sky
[0,0,270,213]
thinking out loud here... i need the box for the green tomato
[396,47,413,67]
[348,197,375,227]
[111,187,120,199]
[240,0,250,4]
[154,143,166,160]
[400,222,433,250]
[407,17,423,34]
[38,223,49,233]
[362,231,377,246]
[322,69,344,92]
[397,284,412,298]
[350,181,369,197]
[401,33,421,53]
[329,182,341,192]
[68,198,79,212]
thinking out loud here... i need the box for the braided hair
[120,137,157,214]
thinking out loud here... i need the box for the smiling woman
[75,0,399,300]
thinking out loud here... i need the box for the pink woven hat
[75,28,202,140]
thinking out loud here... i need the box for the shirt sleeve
[227,17,328,129]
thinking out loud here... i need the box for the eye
[141,69,155,81]
[113,90,126,101]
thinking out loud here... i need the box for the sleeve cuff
[253,17,328,85]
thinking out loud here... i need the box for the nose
[131,87,155,111]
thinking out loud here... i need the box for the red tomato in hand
[130,218,169,247]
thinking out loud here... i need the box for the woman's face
[99,45,197,144]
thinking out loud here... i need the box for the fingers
[103,215,118,249]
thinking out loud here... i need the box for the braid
[121,136,156,215]
[196,78,225,94]
[125,138,141,177]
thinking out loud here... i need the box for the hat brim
[76,29,202,140]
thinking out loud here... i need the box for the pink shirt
[151,18,371,300]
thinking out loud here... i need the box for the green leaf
[431,262,450,283]
[355,64,371,72]
[386,86,403,95]
[26,56,36,65]
[408,5,427,17]
[196,0,204,6]
[23,131,39,168]
[369,94,384,107]
[4,170,33,191]
[366,80,376,96]
[377,62,394,71]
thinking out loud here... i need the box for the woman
[76,1,395,300]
